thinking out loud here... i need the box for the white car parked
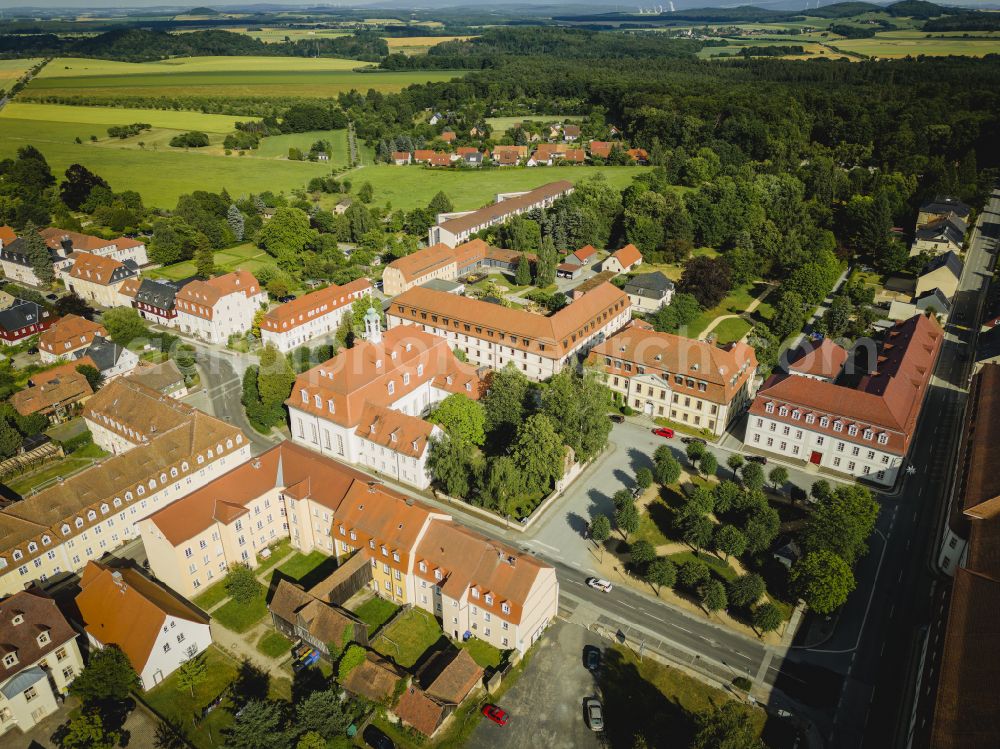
[586,577,613,593]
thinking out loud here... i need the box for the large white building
[76,562,212,690]
[139,441,558,655]
[387,282,631,382]
[286,309,483,489]
[260,278,371,353]
[174,270,268,345]
[428,181,574,248]
[0,377,249,597]
[745,315,942,486]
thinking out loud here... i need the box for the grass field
[333,164,642,212]
[0,58,41,86]
[0,101,249,132]
[372,607,442,668]
[254,128,348,160]
[0,114,333,208]
[352,596,400,635]
[385,35,473,55]
[485,115,580,131]
[7,442,107,496]
[213,592,269,633]
[26,56,464,99]
[147,243,288,284]
[831,34,1000,58]
[257,630,293,659]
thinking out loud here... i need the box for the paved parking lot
[472,620,605,749]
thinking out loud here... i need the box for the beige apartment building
[587,322,758,437]
[140,442,558,654]
[0,378,248,597]
[387,282,631,381]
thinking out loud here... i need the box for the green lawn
[7,442,108,495]
[0,58,41,86]
[143,645,240,749]
[255,128,349,163]
[458,637,503,669]
[352,596,400,634]
[326,164,643,213]
[668,550,738,583]
[0,114,334,209]
[709,317,752,345]
[372,607,442,668]
[686,282,768,339]
[256,630,293,659]
[599,644,766,748]
[632,498,674,548]
[274,550,330,583]
[147,244,288,286]
[191,579,230,611]
[213,593,269,633]
[255,538,293,576]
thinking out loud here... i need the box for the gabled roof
[423,648,483,704]
[610,244,642,268]
[920,251,963,281]
[395,687,447,736]
[355,403,437,459]
[386,243,460,283]
[39,228,114,253]
[145,441,368,546]
[437,181,572,237]
[84,335,128,373]
[0,225,16,245]
[915,287,951,313]
[572,245,598,262]
[920,196,971,219]
[269,579,357,645]
[76,562,208,674]
[39,314,106,355]
[175,270,262,319]
[391,282,629,358]
[752,314,942,454]
[343,651,404,702]
[0,299,48,333]
[624,271,674,295]
[68,252,136,285]
[588,324,757,404]
[0,587,77,683]
[261,278,371,333]
[289,324,482,429]
[786,338,849,379]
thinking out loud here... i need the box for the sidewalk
[699,282,776,341]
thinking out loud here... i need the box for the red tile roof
[787,338,849,379]
[175,270,261,320]
[395,687,446,736]
[76,562,208,675]
[589,141,613,159]
[289,324,482,429]
[261,278,370,333]
[610,244,642,269]
[437,181,572,237]
[390,282,629,358]
[354,403,437,458]
[587,324,757,405]
[39,314,106,356]
[0,226,16,245]
[751,314,942,455]
[39,228,113,252]
[68,252,126,285]
[573,245,597,262]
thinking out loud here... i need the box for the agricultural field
[0,58,41,88]
[385,35,474,55]
[228,26,351,42]
[0,109,333,208]
[253,128,349,160]
[328,164,643,212]
[0,101,247,132]
[697,39,837,59]
[831,33,1000,58]
[24,56,465,100]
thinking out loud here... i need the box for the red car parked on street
[652,427,675,439]
[482,705,510,726]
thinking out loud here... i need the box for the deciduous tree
[701,579,727,614]
[615,501,640,541]
[727,573,766,609]
[713,524,746,560]
[512,414,565,494]
[429,393,486,446]
[69,645,140,706]
[692,701,765,749]
[752,602,783,636]
[790,550,856,614]
[646,557,676,592]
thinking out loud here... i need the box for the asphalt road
[822,187,1000,749]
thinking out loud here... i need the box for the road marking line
[620,602,636,610]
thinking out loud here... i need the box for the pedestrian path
[699,283,775,341]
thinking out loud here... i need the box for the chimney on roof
[251,459,261,469]
[405,498,414,506]
[507,555,516,566]
[111,570,127,593]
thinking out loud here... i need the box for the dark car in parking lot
[584,647,601,672]
[609,414,624,423]
[680,436,707,446]
[746,455,768,465]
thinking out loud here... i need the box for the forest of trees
[0,28,387,62]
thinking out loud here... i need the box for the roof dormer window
[501,602,510,614]
[27,542,37,554]
[847,425,858,436]
[387,381,395,395]
[485,594,493,605]
[419,561,427,572]
[36,631,50,646]
[877,433,888,445]
[301,389,308,403]
[863,429,873,440]
[417,364,424,377]
[765,402,774,414]
[2,653,17,668]
[833,420,843,432]
[403,373,410,386]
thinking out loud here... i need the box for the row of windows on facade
[607,358,719,391]
[751,434,888,478]
[617,378,721,414]
[399,302,623,350]
[763,404,890,444]
[1,453,231,567]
